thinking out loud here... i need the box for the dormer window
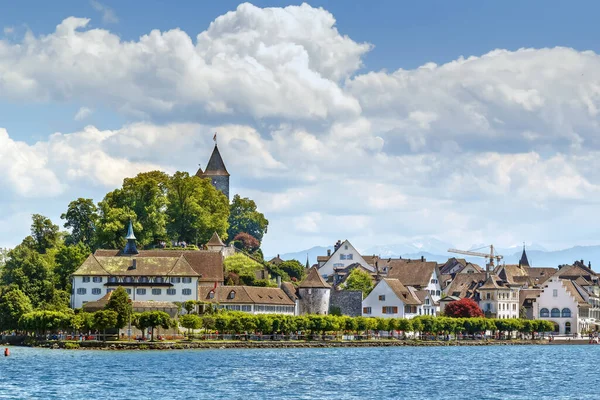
[208,291,215,299]
[139,276,149,283]
[123,276,134,283]
[155,277,164,283]
[228,290,236,299]
[108,276,118,283]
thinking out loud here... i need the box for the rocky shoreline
[16,339,553,350]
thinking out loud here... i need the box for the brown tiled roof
[206,232,224,247]
[280,281,298,301]
[268,255,284,265]
[74,254,199,277]
[386,259,437,288]
[444,272,487,299]
[383,279,421,305]
[526,267,557,286]
[478,275,505,290]
[198,145,230,177]
[198,286,295,305]
[299,267,331,289]
[519,289,542,306]
[562,280,590,307]
[362,255,378,266]
[439,258,467,275]
[83,292,177,312]
[90,249,224,282]
[555,264,597,281]
[317,256,331,262]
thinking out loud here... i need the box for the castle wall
[330,290,362,316]
[298,288,330,315]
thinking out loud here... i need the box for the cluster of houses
[69,141,600,336]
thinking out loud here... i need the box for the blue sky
[2,1,600,256]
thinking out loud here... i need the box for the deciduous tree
[343,268,374,298]
[0,286,33,331]
[61,198,98,248]
[105,287,132,329]
[228,195,268,243]
[444,298,484,318]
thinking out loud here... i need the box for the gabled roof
[386,259,438,288]
[519,289,541,306]
[444,272,487,299]
[198,286,295,305]
[299,267,331,289]
[439,258,467,275]
[199,145,230,177]
[555,263,597,281]
[91,249,224,282]
[75,255,200,277]
[206,232,225,247]
[478,275,504,290]
[562,280,591,307]
[269,255,284,265]
[382,279,421,305]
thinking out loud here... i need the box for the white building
[317,240,375,278]
[477,274,520,319]
[384,258,443,305]
[70,222,224,308]
[198,285,296,315]
[536,277,592,335]
[362,279,424,318]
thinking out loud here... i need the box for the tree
[444,298,484,318]
[61,198,98,248]
[278,260,306,281]
[30,214,60,253]
[105,287,132,329]
[232,232,260,253]
[343,268,374,298]
[166,172,229,245]
[179,314,202,338]
[54,242,90,292]
[71,312,94,335]
[138,311,172,341]
[93,310,118,341]
[19,310,72,336]
[228,195,269,243]
[0,287,33,331]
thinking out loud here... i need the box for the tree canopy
[343,268,374,298]
[444,298,484,318]
[228,195,268,243]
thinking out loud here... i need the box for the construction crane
[447,245,503,273]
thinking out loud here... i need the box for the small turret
[123,220,139,255]
[519,243,530,267]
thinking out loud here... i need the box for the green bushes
[185,312,554,339]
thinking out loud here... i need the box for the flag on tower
[213,132,217,142]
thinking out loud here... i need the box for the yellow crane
[447,245,503,273]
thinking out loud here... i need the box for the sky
[2,1,600,256]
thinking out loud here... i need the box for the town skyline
[3,1,600,256]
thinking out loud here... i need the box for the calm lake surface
[0,345,595,399]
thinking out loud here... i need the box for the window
[82,277,90,283]
[155,277,164,283]
[562,308,571,318]
[107,288,115,293]
[126,289,132,295]
[182,289,192,296]
[139,277,149,283]
[229,291,236,299]
[182,277,192,284]
[486,293,491,300]
[378,295,386,301]
[512,304,516,311]
[551,308,560,318]
[345,245,348,250]
[565,321,572,334]
[241,305,252,312]
[333,263,344,268]
[208,291,214,299]
[553,289,558,297]
[92,277,103,283]
[170,277,181,283]
[363,307,372,315]
[124,276,134,283]
[540,308,550,317]
[137,288,146,295]
[92,288,101,295]
[430,290,435,296]
[382,306,398,314]
[435,290,440,296]
[347,254,353,260]
[152,288,161,295]
[404,305,417,314]
[108,276,118,283]
[167,289,176,295]
[76,288,87,295]
[425,299,430,305]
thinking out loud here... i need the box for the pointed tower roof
[299,267,331,289]
[206,232,225,247]
[123,220,139,255]
[202,145,229,177]
[305,255,310,269]
[194,164,204,178]
[519,244,530,267]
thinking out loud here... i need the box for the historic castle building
[196,143,230,200]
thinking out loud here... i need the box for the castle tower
[298,267,331,315]
[195,142,230,200]
[519,244,530,267]
[123,220,139,255]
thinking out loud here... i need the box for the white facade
[424,269,442,304]
[362,280,421,319]
[318,240,374,278]
[479,286,520,319]
[535,278,586,335]
[216,303,295,315]
[71,275,199,309]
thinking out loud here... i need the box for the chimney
[132,259,137,269]
[276,275,282,288]
[277,254,280,258]
[421,256,425,262]
[327,249,331,257]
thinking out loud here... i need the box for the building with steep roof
[362,278,428,318]
[298,267,331,315]
[385,258,442,304]
[198,285,296,315]
[316,240,375,278]
[195,143,230,200]
[477,274,521,319]
[70,223,225,308]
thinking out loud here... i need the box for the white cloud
[90,0,118,24]
[74,106,93,121]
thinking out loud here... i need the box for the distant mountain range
[269,241,600,269]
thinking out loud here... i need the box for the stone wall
[330,290,362,317]
[298,288,330,315]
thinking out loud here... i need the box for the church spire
[519,243,530,267]
[123,220,139,255]
[306,254,310,269]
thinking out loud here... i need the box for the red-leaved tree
[233,232,260,253]
[444,298,484,318]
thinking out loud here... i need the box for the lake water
[0,345,595,399]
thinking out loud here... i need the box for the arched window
[561,308,571,318]
[565,322,571,334]
[551,308,560,318]
[540,308,550,317]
